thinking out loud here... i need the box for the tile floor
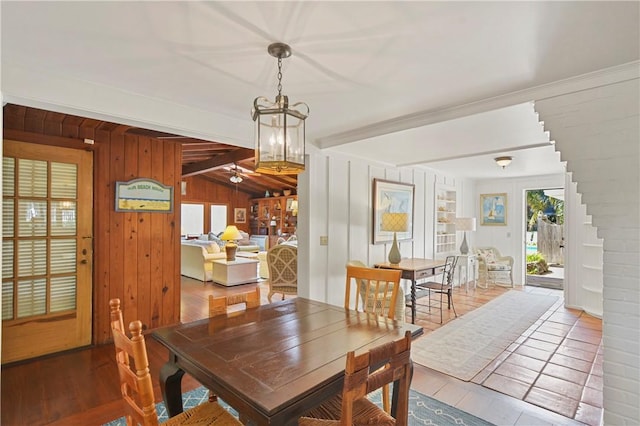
[410,282,603,426]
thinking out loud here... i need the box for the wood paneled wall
[181,175,252,233]
[3,105,183,345]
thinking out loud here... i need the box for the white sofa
[180,241,225,281]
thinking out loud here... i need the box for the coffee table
[211,258,259,286]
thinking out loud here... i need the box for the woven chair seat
[165,401,240,425]
[300,394,395,425]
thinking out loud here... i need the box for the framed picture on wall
[234,208,247,224]
[372,179,415,244]
[480,193,507,225]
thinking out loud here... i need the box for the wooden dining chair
[298,330,412,426]
[207,286,261,405]
[208,286,261,317]
[344,264,402,413]
[415,255,458,323]
[344,264,402,320]
[109,298,242,426]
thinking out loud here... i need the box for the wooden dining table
[152,297,422,425]
[375,258,447,324]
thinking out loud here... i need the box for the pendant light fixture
[252,42,309,175]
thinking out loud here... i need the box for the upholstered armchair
[473,247,514,287]
[266,244,298,302]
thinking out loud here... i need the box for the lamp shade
[220,225,242,241]
[454,217,476,231]
[381,213,408,232]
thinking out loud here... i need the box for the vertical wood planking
[149,139,165,329]
[162,142,179,325]
[108,130,126,326]
[122,133,139,324]
[137,136,152,328]
[94,128,112,343]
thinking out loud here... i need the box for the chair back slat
[340,331,412,426]
[345,265,402,320]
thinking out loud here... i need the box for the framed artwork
[115,178,173,213]
[480,193,507,225]
[234,208,247,224]
[372,179,414,244]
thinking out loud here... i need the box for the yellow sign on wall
[115,178,173,212]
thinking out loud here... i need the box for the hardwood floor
[0,277,602,426]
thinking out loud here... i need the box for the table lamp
[381,212,408,265]
[455,217,476,255]
[220,225,242,261]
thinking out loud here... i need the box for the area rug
[104,385,494,426]
[412,290,559,381]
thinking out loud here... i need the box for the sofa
[180,240,226,281]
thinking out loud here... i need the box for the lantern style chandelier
[251,42,309,175]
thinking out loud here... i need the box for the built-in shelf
[434,184,457,256]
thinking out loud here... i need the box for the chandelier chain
[277,57,283,96]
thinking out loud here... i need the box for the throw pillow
[477,248,496,264]
[237,231,251,246]
[204,243,220,254]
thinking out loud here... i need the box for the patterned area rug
[412,290,559,381]
[104,385,493,426]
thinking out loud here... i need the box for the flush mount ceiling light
[251,42,309,175]
[495,156,513,169]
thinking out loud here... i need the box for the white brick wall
[536,78,640,424]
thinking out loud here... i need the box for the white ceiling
[2,1,638,179]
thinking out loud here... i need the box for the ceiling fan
[229,163,243,184]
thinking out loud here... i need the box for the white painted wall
[473,173,565,285]
[536,78,640,425]
[296,146,474,306]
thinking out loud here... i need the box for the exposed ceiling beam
[182,148,255,177]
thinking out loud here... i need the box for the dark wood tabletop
[152,297,423,426]
[374,258,446,323]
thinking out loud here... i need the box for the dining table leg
[410,279,416,324]
[159,356,185,417]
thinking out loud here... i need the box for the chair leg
[448,289,457,318]
[382,383,390,413]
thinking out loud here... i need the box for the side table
[211,258,259,287]
[456,254,477,292]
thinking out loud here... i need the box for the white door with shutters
[2,140,93,363]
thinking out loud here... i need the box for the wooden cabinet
[434,184,457,256]
[250,195,298,247]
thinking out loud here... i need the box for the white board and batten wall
[297,145,474,308]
